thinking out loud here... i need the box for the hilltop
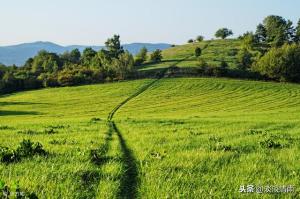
[139,39,241,71]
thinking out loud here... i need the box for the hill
[0,42,171,66]
[139,39,241,71]
[1,75,300,198]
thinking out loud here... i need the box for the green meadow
[140,39,241,71]
[1,40,300,198]
[1,76,300,198]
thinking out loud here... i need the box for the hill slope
[139,39,241,71]
[1,77,300,198]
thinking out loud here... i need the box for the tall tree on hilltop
[215,28,233,39]
[105,35,124,59]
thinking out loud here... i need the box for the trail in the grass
[96,56,190,198]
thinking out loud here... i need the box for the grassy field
[140,39,241,71]
[1,40,300,198]
[0,80,152,198]
[1,76,300,198]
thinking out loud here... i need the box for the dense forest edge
[1,15,300,95]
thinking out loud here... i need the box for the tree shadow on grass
[0,110,40,116]
[112,122,139,199]
[0,101,50,106]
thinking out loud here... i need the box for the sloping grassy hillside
[140,39,241,71]
[0,80,151,198]
[1,77,300,198]
[114,78,300,198]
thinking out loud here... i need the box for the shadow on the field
[0,101,50,106]
[112,122,139,199]
[0,110,40,116]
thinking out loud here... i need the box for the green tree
[187,39,194,43]
[255,23,267,43]
[240,32,258,50]
[215,28,233,39]
[295,19,300,43]
[31,50,61,74]
[196,35,204,42]
[81,48,97,66]
[195,47,202,57]
[150,49,163,63]
[237,48,253,70]
[105,35,124,59]
[254,43,300,82]
[69,49,81,64]
[259,15,295,47]
[113,51,135,80]
[135,47,148,65]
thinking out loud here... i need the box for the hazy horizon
[1,0,300,46]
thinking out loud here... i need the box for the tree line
[1,15,300,94]
[190,15,300,82]
[0,35,163,94]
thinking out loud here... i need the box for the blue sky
[1,0,299,46]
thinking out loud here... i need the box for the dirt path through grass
[98,57,190,198]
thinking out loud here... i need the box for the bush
[196,35,204,42]
[254,43,300,82]
[195,47,202,57]
[197,58,208,68]
[16,139,47,157]
[187,39,194,43]
[237,48,253,70]
[150,49,163,63]
[43,75,59,87]
[0,139,47,164]
[134,57,144,66]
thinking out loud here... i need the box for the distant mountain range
[0,41,171,66]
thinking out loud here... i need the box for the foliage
[134,47,148,66]
[0,35,139,94]
[31,50,62,74]
[196,35,204,42]
[112,51,135,80]
[254,43,300,82]
[81,48,97,67]
[187,39,194,43]
[215,28,233,39]
[256,15,295,47]
[194,47,202,57]
[239,32,258,50]
[0,140,47,163]
[236,48,253,70]
[104,35,124,59]
[150,49,163,63]
[295,19,300,43]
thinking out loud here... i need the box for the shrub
[0,147,19,163]
[259,139,282,149]
[196,35,204,42]
[195,47,202,57]
[90,117,101,123]
[237,48,253,70]
[215,28,233,39]
[0,125,13,130]
[197,58,208,68]
[16,139,47,157]
[150,49,163,63]
[187,39,194,43]
[134,57,144,66]
[0,140,47,164]
[254,43,300,82]
[227,49,238,56]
